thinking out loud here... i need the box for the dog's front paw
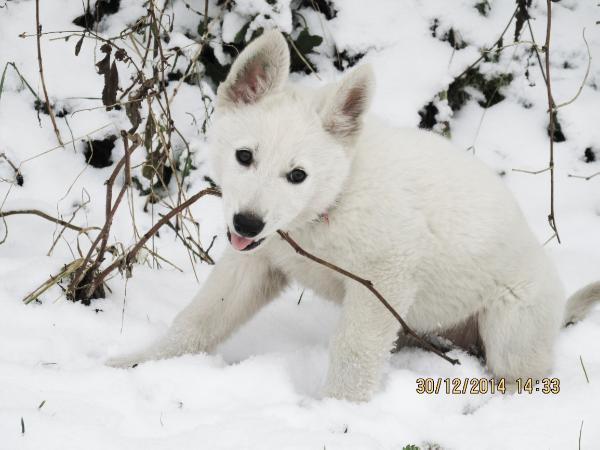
[322,380,372,403]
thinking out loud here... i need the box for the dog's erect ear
[217,30,290,108]
[320,65,374,139]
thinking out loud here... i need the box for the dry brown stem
[277,230,460,365]
[0,209,99,233]
[92,187,221,288]
[69,132,142,299]
[543,0,560,244]
[35,0,64,146]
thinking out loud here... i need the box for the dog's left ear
[320,65,374,139]
[217,30,290,108]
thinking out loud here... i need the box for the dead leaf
[97,56,119,110]
[75,35,84,56]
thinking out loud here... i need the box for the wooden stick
[277,230,460,365]
[0,209,99,233]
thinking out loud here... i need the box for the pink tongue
[230,232,254,250]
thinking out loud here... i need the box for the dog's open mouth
[227,229,265,251]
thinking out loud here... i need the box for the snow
[1,0,599,449]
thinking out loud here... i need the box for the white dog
[108,30,599,401]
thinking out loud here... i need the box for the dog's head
[209,30,373,252]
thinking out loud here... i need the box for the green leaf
[293,27,323,55]
[233,21,252,45]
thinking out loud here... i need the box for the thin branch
[205,234,217,255]
[35,0,64,146]
[22,123,113,164]
[579,355,590,383]
[285,34,321,80]
[543,0,560,243]
[47,199,91,256]
[568,171,600,181]
[512,166,550,175]
[297,289,305,305]
[0,209,99,232]
[92,187,221,288]
[542,233,558,246]
[69,132,141,297]
[277,230,460,365]
[527,17,548,85]
[452,6,518,81]
[143,245,184,272]
[159,212,215,264]
[553,29,591,111]
[0,152,23,185]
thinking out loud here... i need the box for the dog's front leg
[107,247,287,367]
[323,280,410,401]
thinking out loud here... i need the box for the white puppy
[108,31,599,401]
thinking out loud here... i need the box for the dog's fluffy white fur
[108,31,599,401]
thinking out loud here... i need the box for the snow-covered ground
[1,0,599,448]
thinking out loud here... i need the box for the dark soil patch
[83,135,117,168]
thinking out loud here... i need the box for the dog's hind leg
[478,282,563,383]
[107,248,288,368]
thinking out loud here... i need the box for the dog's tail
[563,281,600,327]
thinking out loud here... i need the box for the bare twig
[143,245,184,272]
[0,209,99,233]
[21,122,113,164]
[285,34,321,79]
[159,212,215,264]
[92,187,221,288]
[1,62,41,105]
[452,6,518,81]
[527,15,547,85]
[579,355,590,383]
[277,230,460,365]
[205,234,217,255]
[512,167,550,175]
[0,152,23,185]
[568,171,600,181]
[543,0,560,243]
[35,0,64,146]
[518,2,562,244]
[554,29,591,111]
[69,132,141,298]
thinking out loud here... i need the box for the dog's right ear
[216,30,290,109]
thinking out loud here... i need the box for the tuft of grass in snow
[580,355,590,383]
[0,61,41,105]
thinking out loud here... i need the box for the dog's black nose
[233,213,265,238]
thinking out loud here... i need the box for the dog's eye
[236,148,253,166]
[286,168,307,184]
